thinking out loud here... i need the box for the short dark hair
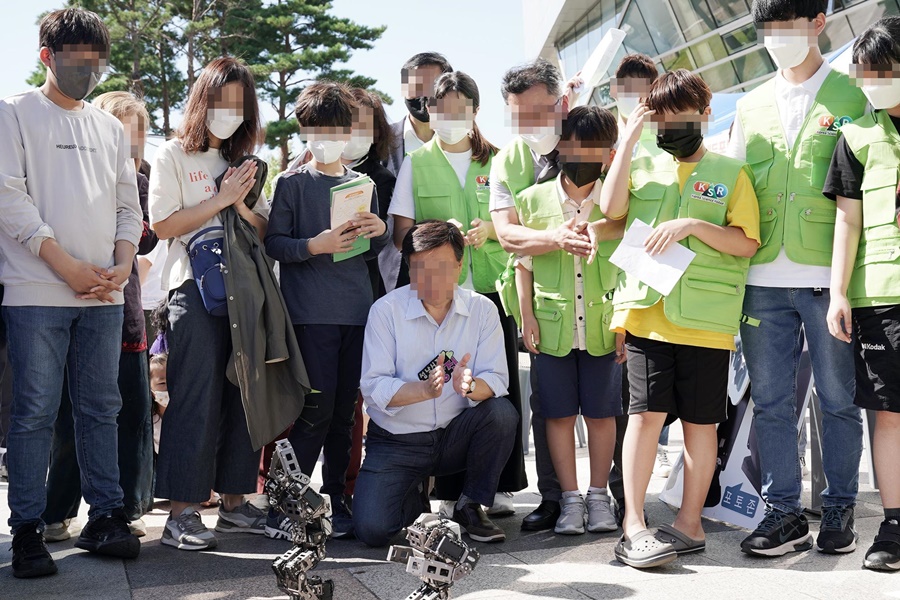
[752,0,827,23]
[647,69,711,115]
[500,58,562,102]
[39,8,110,54]
[853,16,900,65]
[402,220,465,264]
[615,53,659,82]
[561,106,618,145]
[401,52,453,75]
[295,81,357,129]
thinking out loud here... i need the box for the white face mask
[617,95,641,120]
[764,35,811,70]
[308,139,347,164]
[519,128,560,156]
[860,78,900,110]
[432,118,472,145]
[152,390,169,408]
[341,132,373,161]
[206,109,244,140]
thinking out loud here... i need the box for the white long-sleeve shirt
[0,88,142,307]
[361,285,509,435]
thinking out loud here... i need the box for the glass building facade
[553,0,900,110]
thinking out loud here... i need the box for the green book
[330,176,375,263]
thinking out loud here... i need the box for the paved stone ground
[1,422,897,600]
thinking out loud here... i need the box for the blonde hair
[93,91,150,130]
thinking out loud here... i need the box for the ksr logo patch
[693,181,729,199]
[818,115,853,133]
[475,175,489,186]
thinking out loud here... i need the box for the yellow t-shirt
[610,158,761,351]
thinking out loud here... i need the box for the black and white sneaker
[816,506,858,554]
[264,510,295,541]
[864,519,900,571]
[740,509,812,557]
[453,502,505,543]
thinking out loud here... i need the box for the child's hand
[522,313,540,354]
[644,218,694,255]
[615,332,626,364]
[353,212,386,239]
[622,103,654,149]
[826,295,853,343]
[308,220,359,256]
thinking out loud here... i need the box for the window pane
[847,0,900,35]
[620,3,659,56]
[820,14,854,55]
[662,49,697,71]
[698,61,740,92]
[732,48,775,83]
[722,22,758,55]
[670,0,717,41]
[635,2,685,55]
[689,36,729,67]
[709,0,750,28]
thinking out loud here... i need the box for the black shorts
[624,333,729,425]
[853,304,900,413]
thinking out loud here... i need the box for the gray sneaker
[586,491,617,533]
[216,501,266,535]
[162,507,217,550]
[554,495,586,535]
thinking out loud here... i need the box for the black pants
[608,364,631,505]
[44,351,154,522]
[288,324,364,499]
[0,307,11,467]
[433,291,527,500]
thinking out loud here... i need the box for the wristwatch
[466,379,477,395]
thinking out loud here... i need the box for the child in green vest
[599,69,761,568]
[824,16,900,572]
[516,106,624,536]
[388,71,527,529]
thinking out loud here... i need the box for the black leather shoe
[74,509,140,559]
[453,503,505,542]
[521,500,561,531]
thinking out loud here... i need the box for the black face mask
[405,96,430,123]
[561,162,605,188]
[656,123,704,158]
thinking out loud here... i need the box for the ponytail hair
[433,71,498,166]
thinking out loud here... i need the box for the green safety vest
[410,139,510,293]
[515,180,619,357]
[614,151,753,335]
[834,110,900,309]
[737,69,867,266]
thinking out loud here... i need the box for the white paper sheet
[609,218,696,296]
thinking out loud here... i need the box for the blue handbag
[185,226,228,317]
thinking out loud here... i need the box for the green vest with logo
[410,139,510,293]
[614,151,753,335]
[834,110,900,309]
[737,70,868,266]
[516,180,619,357]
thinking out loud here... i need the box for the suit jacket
[385,119,406,177]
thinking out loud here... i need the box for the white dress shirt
[361,285,509,435]
[725,61,833,288]
[518,178,601,351]
[403,116,428,156]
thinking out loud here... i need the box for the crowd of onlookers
[0,0,898,582]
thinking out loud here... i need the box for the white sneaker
[486,492,515,517]
[162,507,217,550]
[438,500,456,519]
[128,517,148,537]
[654,444,672,478]
[44,518,81,543]
[586,491,617,533]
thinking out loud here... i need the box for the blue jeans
[741,286,862,514]
[353,397,518,547]
[3,305,125,533]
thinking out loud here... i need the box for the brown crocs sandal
[655,524,706,555]
[615,529,678,568]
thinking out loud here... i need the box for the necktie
[536,149,560,184]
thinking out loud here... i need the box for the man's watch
[466,379,477,395]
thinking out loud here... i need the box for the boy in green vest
[727,0,867,558]
[515,106,624,536]
[600,69,761,568]
[823,16,900,572]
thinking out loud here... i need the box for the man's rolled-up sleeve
[473,301,509,398]
[360,302,406,416]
